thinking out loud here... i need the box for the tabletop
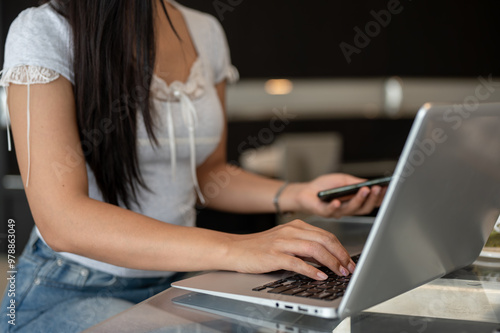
[84,217,500,333]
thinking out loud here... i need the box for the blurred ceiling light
[265,79,293,95]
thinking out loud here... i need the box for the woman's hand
[225,220,356,280]
[281,173,387,219]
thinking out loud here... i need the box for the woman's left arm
[196,81,385,218]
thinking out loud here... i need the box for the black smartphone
[317,176,392,202]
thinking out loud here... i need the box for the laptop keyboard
[252,254,360,301]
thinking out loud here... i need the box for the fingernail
[348,262,356,273]
[373,187,381,195]
[317,272,328,280]
[361,189,369,198]
[340,266,349,276]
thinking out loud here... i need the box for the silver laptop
[173,102,500,319]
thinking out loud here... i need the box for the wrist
[278,182,306,214]
[212,232,239,271]
[219,233,252,273]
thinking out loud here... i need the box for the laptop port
[298,306,308,312]
[284,305,293,309]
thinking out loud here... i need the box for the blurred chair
[240,132,342,224]
[240,132,343,182]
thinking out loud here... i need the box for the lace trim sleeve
[0,65,60,86]
[1,65,61,188]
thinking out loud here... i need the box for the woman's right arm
[8,76,354,279]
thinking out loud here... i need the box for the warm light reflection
[265,79,293,95]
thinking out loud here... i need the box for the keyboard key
[310,292,333,299]
[305,287,322,294]
[252,254,360,301]
[316,284,331,289]
[326,287,341,294]
[252,286,267,291]
[325,294,341,301]
[309,280,325,285]
[268,285,295,294]
[281,287,307,295]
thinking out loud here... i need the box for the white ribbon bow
[165,89,205,205]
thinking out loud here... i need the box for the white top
[0,1,238,277]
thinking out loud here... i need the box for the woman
[0,0,384,331]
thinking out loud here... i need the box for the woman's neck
[154,0,198,85]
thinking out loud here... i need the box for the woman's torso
[1,0,237,277]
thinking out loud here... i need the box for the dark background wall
[179,0,500,78]
[3,1,500,78]
[1,0,499,249]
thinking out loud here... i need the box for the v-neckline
[154,0,200,88]
[152,57,202,91]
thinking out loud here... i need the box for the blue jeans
[0,229,182,333]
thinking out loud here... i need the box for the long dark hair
[40,0,177,208]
